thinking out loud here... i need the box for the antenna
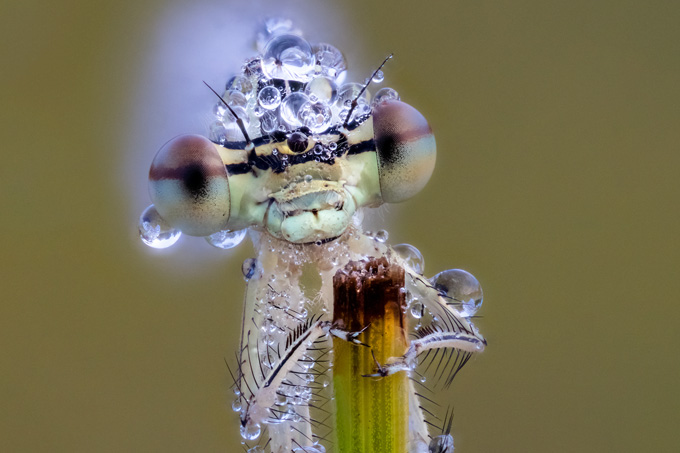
[343,53,393,128]
[203,81,252,145]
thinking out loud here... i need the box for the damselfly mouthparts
[138,17,485,453]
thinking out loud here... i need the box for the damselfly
[138,18,485,453]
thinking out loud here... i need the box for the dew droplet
[300,100,332,132]
[372,70,384,83]
[240,422,261,441]
[305,76,338,104]
[374,229,389,243]
[223,89,248,107]
[373,87,400,105]
[392,243,425,274]
[205,229,246,249]
[262,34,314,82]
[231,398,242,412]
[313,42,346,81]
[410,300,424,319]
[429,433,455,453]
[139,205,181,249]
[225,76,253,98]
[430,269,483,317]
[337,82,369,106]
[257,85,282,110]
[260,110,278,133]
[241,258,258,280]
[280,91,311,127]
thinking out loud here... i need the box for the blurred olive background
[2,0,679,451]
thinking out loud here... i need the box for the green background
[2,0,679,451]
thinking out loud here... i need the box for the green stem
[332,258,408,453]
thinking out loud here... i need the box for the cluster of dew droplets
[209,17,400,144]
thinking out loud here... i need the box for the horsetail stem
[333,257,408,453]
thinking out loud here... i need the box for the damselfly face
[145,24,436,245]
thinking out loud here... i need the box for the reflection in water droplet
[280,92,311,127]
[139,205,181,249]
[431,269,483,317]
[374,229,389,243]
[225,75,253,98]
[305,76,338,104]
[260,110,278,133]
[262,34,314,82]
[410,301,423,319]
[300,100,332,132]
[205,229,247,249]
[372,70,384,83]
[231,398,242,412]
[241,258,258,280]
[257,85,281,110]
[313,42,346,81]
[393,243,425,274]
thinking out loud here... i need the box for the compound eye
[148,135,230,236]
[373,100,436,203]
[287,131,309,153]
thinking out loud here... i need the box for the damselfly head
[141,19,436,246]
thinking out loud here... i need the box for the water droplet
[337,82,369,106]
[205,229,246,249]
[280,92,311,127]
[431,269,483,317]
[373,87,400,105]
[429,433,455,453]
[256,17,299,52]
[260,110,278,133]
[257,85,281,110]
[231,398,242,412]
[410,301,424,319]
[300,100,332,132]
[393,243,425,274]
[304,174,313,183]
[225,76,253,98]
[372,70,384,83]
[223,89,248,107]
[374,229,388,243]
[313,42,346,81]
[240,422,261,441]
[241,258,258,280]
[262,34,314,82]
[139,205,181,249]
[305,76,338,104]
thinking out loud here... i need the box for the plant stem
[332,257,408,453]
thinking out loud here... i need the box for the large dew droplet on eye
[430,269,483,317]
[138,204,181,249]
[261,34,314,82]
